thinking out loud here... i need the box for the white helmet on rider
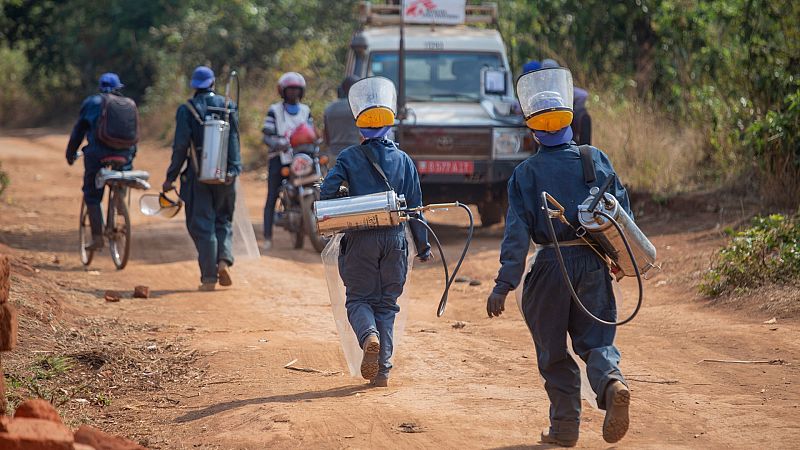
[277,72,306,99]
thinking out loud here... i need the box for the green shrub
[701,213,800,297]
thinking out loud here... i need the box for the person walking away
[66,73,139,251]
[261,72,313,251]
[323,75,362,162]
[486,66,631,446]
[320,77,432,388]
[162,66,242,291]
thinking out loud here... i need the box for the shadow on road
[173,384,368,423]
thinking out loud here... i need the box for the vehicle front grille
[399,127,491,158]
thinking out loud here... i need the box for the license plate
[417,160,474,175]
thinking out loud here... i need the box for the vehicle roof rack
[358,1,498,26]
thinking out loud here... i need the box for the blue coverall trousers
[521,246,626,440]
[338,227,408,377]
[181,175,236,284]
[263,157,285,240]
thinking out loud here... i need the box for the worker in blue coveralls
[486,67,631,446]
[66,73,137,251]
[320,77,432,388]
[162,66,242,291]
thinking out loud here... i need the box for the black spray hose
[408,202,474,317]
[542,192,644,326]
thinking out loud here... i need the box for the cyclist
[66,73,138,250]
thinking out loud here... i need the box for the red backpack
[97,93,140,150]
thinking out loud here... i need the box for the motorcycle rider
[320,77,432,388]
[162,66,242,291]
[487,67,631,446]
[66,72,137,250]
[261,72,314,251]
[323,75,361,161]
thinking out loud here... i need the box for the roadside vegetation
[701,213,800,298]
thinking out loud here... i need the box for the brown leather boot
[540,429,578,447]
[602,380,630,443]
[370,375,389,388]
[360,334,380,380]
[218,261,233,287]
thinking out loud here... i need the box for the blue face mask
[534,126,573,147]
[359,127,391,139]
[284,103,300,115]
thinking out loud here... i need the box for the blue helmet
[190,66,215,89]
[98,73,123,93]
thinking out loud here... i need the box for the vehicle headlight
[492,128,524,159]
[290,154,314,176]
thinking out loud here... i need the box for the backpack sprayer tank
[313,191,475,317]
[314,191,407,234]
[577,188,657,278]
[192,71,239,184]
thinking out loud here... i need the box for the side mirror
[481,68,507,96]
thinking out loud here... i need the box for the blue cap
[522,60,541,73]
[98,73,123,92]
[190,66,215,89]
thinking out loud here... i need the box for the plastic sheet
[322,227,416,377]
[231,179,261,260]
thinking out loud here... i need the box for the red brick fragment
[0,255,9,303]
[104,291,121,302]
[133,286,149,299]
[0,416,73,450]
[14,398,63,424]
[0,302,18,351]
[74,425,147,450]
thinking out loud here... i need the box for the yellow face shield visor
[525,109,574,132]
[355,106,396,128]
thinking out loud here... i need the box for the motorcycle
[275,124,330,252]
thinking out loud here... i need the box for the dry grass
[591,96,705,196]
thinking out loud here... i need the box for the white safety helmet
[277,72,306,99]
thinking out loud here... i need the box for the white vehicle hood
[404,102,524,127]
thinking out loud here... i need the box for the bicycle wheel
[79,200,94,266]
[108,188,131,270]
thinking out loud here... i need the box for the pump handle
[586,173,616,213]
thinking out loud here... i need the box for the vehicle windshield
[368,51,503,102]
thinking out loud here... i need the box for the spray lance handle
[586,173,616,214]
[542,193,570,226]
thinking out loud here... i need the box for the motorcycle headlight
[290,154,314,177]
[492,128,525,159]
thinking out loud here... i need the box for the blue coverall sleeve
[403,155,431,257]
[226,105,242,177]
[319,153,349,200]
[493,171,532,296]
[66,99,92,157]
[596,150,633,219]
[166,105,192,183]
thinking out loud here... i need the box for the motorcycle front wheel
[279,189,304,249]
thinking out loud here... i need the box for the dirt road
[1,132,798,449]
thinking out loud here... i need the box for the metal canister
[314,191,406,235]
[578,193,657,277]
[199,119,230,184]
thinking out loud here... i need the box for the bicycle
[79,154,150,270]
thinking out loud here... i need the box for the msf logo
[405,0,437,17]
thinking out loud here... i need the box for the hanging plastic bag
[322,227,416,377]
